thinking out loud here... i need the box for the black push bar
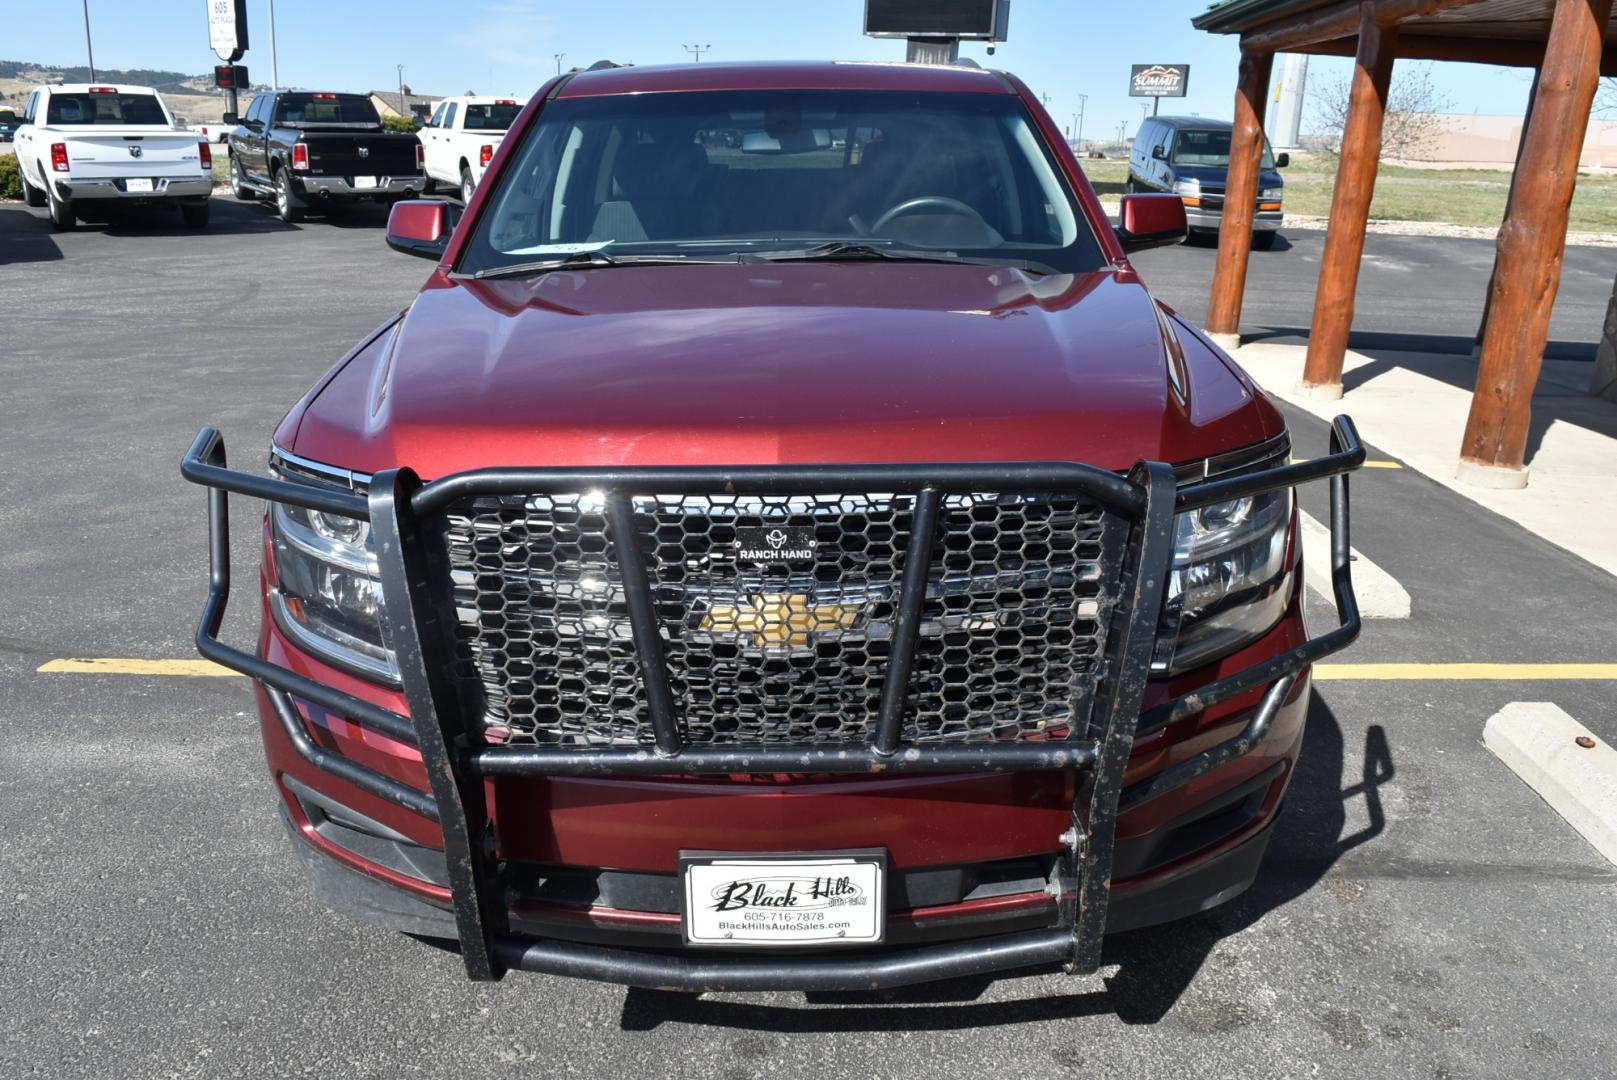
[181,417,1364,984]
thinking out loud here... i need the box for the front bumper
[1185,205,1284,232]
[181,420,1364,989]
[295,174,423,199]
[57,176,213,201]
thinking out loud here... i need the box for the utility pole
[1116,120,1126,150]
[269,0,280,90]
[683,44,711,62]
[81,0,96,82]
[1076,94,1087,150]
[554,53,566,76]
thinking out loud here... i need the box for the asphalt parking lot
[2,197,1615,1079]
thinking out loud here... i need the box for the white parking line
[1484,702,1617,867]
[1298,510,1412,619]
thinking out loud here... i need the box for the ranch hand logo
[734,525,815,563]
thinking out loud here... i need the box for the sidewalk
[1230,341,1617,578]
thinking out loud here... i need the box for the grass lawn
[1074,153,1617,233]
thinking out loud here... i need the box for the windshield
[464,103,521,131]
[46,93,169,126]
[273,94,381,127]
[457,89,1105,276]
[1171,129,1276,170]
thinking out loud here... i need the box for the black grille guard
[180,418,1364,988]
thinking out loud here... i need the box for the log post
[1474,68,1541,354]
[1460,0,1613,485]
[1299,16,1397,397]
[1204,48,1274,351]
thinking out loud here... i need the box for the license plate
[126,178,153,193]
[352,175,378,190]
[681,852,885,947]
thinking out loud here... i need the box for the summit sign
[1129,63,1190,98]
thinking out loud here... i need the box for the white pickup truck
[13,84,214,230]
[418,96,523,202]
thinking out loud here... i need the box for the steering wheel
[871,195,990,235]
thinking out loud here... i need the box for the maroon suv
[184,61,1363,989]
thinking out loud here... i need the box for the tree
[1310,62,1455,160]
[1594,77,1617,116]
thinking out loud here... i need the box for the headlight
[1260,186,1284,198]
[1154,488,1294,675]
[1173,178,1200,195]
[268,493,397,683]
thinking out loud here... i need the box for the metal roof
[1192,0,1327,34]
[1194,0,1613,41]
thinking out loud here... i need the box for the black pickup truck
[225,91,424,222]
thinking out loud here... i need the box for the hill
[0,61,251,123]
[0,59,200,86]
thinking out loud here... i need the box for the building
[1407,112,1617,168]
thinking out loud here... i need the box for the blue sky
[16,0,1537,141]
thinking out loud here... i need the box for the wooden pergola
[1193,0,1615,488]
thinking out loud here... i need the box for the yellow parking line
[1292,457,1402,469]
[37,658,241,677]
[35,658,1617,682]
[1314,663,1617,681]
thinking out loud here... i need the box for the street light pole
[397,64,405,116]
[81,0,96,82]
[1077,93,1087,150]
[683,44,711,62]
[269,0,280,90]
[554,53,566,76]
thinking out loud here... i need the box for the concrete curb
[1483,702,1617,867]
[1299,510,1411,619]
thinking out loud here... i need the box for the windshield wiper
[469,250,734,280]
[756,242,1055,276]
[756,242,971,265]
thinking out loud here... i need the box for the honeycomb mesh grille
[444,492,1119,747]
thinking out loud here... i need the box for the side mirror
[222,112,239,126]
[1115,193,1188,254]
[1150,144,1167,161]
[386,199,459,260]
[1276,151,1291,168]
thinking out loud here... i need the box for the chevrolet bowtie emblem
[700,593,864,648]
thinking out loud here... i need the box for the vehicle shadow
[81,198,300,237]
[301,201,399,229]
[616,692,1393,1033]
[1176,232,1294,254]
[0,202,64,264]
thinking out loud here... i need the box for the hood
[1169,162,1284,190]
[289,263,1278,478]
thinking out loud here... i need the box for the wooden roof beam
[1306,32,1617,73]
